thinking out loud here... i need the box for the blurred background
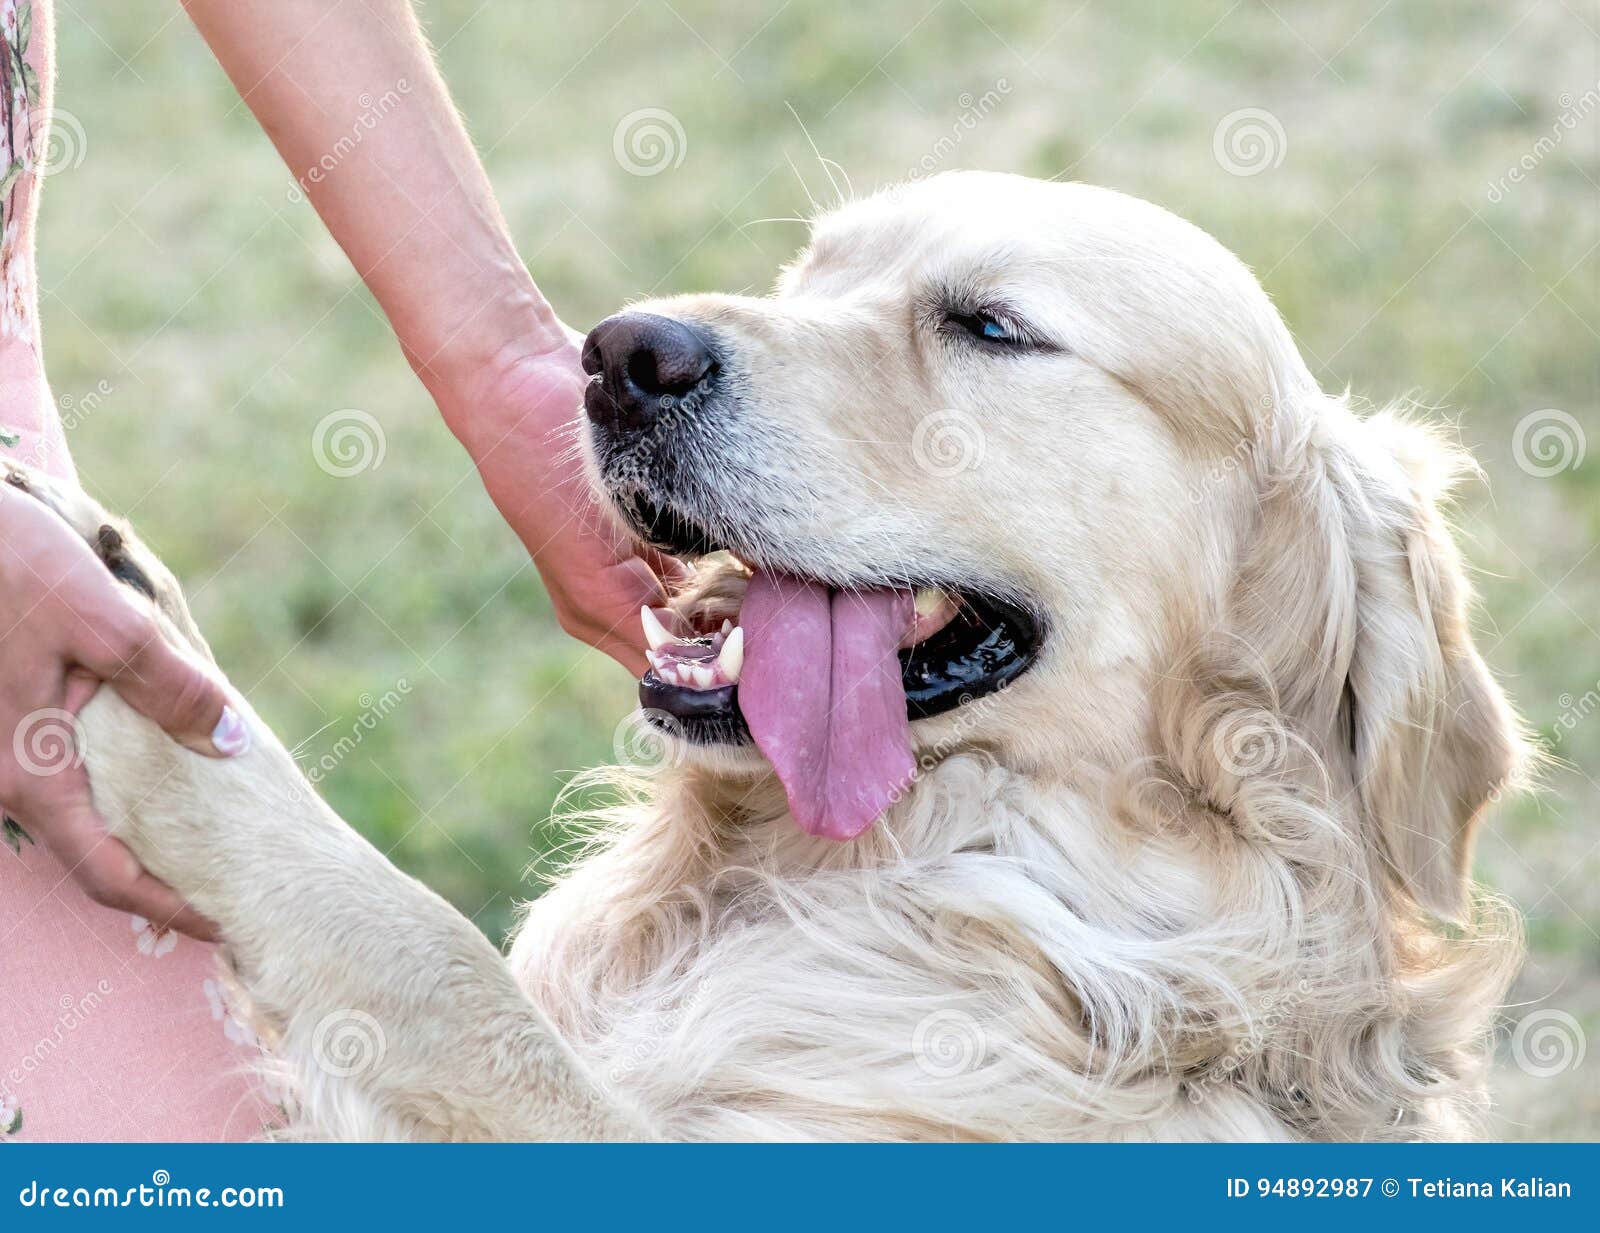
[43,1,1595,1137]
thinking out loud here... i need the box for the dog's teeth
[689,665,716,690]
[717,626,744,683]
[641,606,674,652]
[646,650,665,675]
[914,587,949,617]
[721,619,734,637]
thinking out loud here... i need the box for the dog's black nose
[582,312,716,435]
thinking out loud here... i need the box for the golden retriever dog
[11,171,1526,1141]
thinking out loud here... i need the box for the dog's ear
[1172,402,1525,924]
[1319,411,1524,923]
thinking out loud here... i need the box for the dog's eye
[944,309,1022,347]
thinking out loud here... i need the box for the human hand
[0,487,248,939]
[434,333,686,677]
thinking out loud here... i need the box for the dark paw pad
[95,524,158,600]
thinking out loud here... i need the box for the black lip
[900,590,1041,717]
[619,492,727,557]
[639,674,752,744]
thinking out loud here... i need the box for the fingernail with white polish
[212,705,250,757]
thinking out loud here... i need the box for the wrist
[426,325,589,475]
[404,274,572,413]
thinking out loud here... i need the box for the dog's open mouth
[625,494,1042,840]
[640,585,1040,733]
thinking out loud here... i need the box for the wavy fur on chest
[511,747,1516,1142]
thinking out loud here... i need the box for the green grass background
[42,1,1596,1137]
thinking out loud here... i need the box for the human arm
[181,0,672,673]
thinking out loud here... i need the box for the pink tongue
[738,570,916,840]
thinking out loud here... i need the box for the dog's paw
[1,460,210,661]
[666,551,749,630]
[4,458,113,542]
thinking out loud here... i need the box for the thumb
[77,618,249,759]
[639,546,693,587]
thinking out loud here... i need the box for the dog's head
[580,171,1522,918]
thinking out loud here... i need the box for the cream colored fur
[12,172,1525,1141]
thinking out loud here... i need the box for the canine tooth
[721,619,734,637]
[914,587,949,617]
[690,664,716,689]
[641,606,674,652]
[717,626,744,683]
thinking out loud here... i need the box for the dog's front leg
[79,689,649,1141]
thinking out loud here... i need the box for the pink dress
[0,0,270,1140]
